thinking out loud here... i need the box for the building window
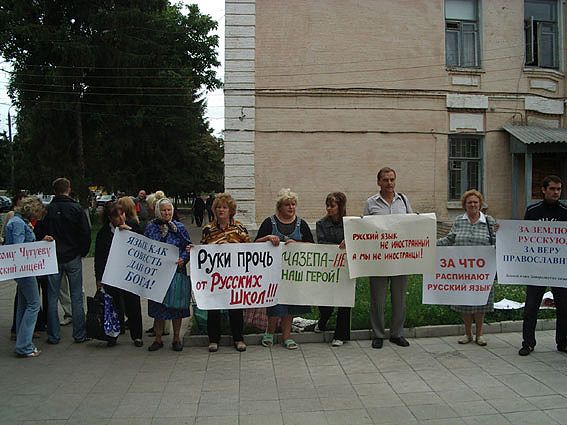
[525,0,559,69]
[445,0,480,68]
[448,136,483,200]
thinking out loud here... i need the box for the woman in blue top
[5,196,53,357]
[144,198,191,352]
[255,188,314,349]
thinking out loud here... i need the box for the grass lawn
[191,275,556,335]
[348,276,555,329]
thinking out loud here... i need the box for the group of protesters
[4,169,567,359]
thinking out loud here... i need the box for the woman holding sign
[255,188,314,350]
[437,189,496,346]
[94,202,143,347]
[201,193,251,352]
[144,198,192,352]
[315,192,350,347]
[4,196,53,358]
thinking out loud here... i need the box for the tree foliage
[0,0,223,199]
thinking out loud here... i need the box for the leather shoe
[557,346,567,353]
[518,345,534,356]
[148,341,164,352]
[172,341,183,352]
[372,338,383,349]
[389,336,410,347]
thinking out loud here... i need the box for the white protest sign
[422,246,496,305]
[0,241,58,281]
[344,213,437,278]
[277,243,355,307]
[190,242,281,310]
[496,220,567,288]
[102,230,179,302]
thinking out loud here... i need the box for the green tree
[0,0,222,201]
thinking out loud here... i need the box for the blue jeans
[15,276,41,355]
[47,256,86,342]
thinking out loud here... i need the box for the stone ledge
[183,319,555,347]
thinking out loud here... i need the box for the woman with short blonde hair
[255,188,314,350]
[438,189,497,346]
[5,196,53,357]
[202,192,251,352]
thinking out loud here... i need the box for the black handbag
[86,289,114,341]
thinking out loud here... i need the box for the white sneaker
[331,339,344,347]
[60,317,72,326]
[314,324,322,333]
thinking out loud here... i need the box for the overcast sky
[0,0,225,136]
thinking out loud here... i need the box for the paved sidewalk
[1,220,567,424]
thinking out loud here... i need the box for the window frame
[445,0,481,68]
[448,135,484,201]
[524,0,560,69]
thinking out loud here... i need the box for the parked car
[0,195,12,212]
[96,194,116,207]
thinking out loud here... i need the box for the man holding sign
[519,175,567,356]
[363,167,412,349]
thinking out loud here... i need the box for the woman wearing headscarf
[144,198,192,352]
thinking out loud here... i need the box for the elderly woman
[144,198,191,352]
[95,202,143,347]
[437,189,497,346]
[315,192,350,347]
[202,193,251,352]
[4,196,53,357]
[255,188,314,349]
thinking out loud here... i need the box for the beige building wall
[225,0,567,226]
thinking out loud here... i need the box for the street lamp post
[7,106,14,194]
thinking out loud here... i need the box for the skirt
[267,304,311,317]
[451,285,495,314]
[148,300,190,320]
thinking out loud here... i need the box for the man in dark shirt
[519,175,567,356]
[43,178,91,344]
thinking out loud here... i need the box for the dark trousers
[208,309,244,343]
[195,213,204,227]
[522,285,567,349]
[104,285,143,340]
[318,306,351,341]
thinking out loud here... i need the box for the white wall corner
[525,96,564,115]
[446,94,488,109]
[224,0,256,226]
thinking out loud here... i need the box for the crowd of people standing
[2,170,566,359]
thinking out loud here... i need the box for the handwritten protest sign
[344,213,436,278]
[278,243,355,307]
[496,220,567,288]
[190,242,281,310]
[422,246,496,305]
[102,230,179,302]
[0,241,58,281]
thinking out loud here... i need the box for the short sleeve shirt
[363,192,412,216]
